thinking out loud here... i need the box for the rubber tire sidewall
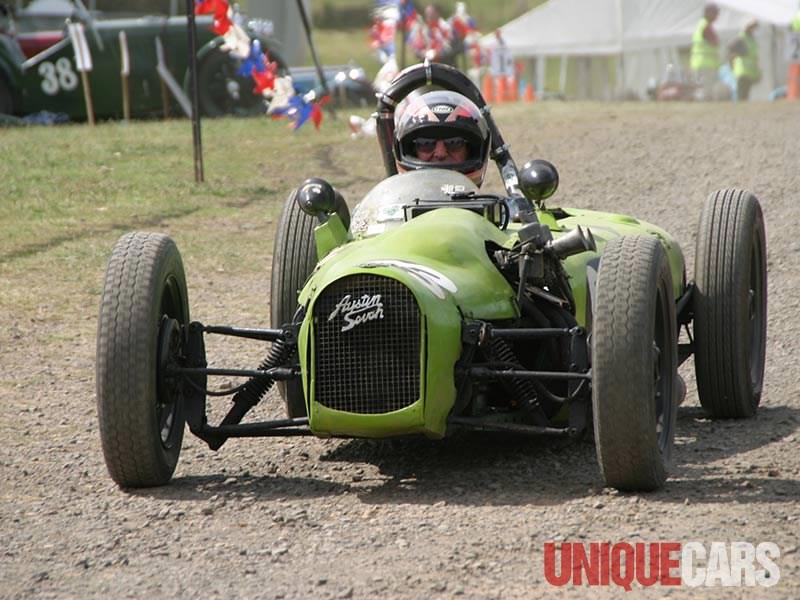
[693,189,767,418]
[96,232,189,488]
[0,75,14,115]
[271,189,319,418]
[195,44,289,118]
[197,46,265,117]
[591,236,678,492]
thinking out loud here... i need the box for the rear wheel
[0,76,14,115]
[271,189,318,417]
[592,236,678,491]
[693,189,766,418]
[96,233,189,487]
[195,45,288,117]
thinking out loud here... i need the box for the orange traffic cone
[494,75,507,104]
[788,63,800,100]
[524,82,536,102]
[509,75,519,101]
[481,74,495,103]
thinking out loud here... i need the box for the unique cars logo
[328,294,384,332]
[543,541,781,590]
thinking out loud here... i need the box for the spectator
[409,4,454,64]
[690,3,721,100]
[448,2,478,69]
[729,20,761,101]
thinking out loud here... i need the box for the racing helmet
[394,90,491,187]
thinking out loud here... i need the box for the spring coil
[223,337,296,423]
[490,337,544,420]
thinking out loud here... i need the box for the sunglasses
[413,137,468,154]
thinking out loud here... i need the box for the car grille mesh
[312,274,421,414]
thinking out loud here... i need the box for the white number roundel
[38,58,79,95]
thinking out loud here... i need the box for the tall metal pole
[294,0,336,119]
[186,0,204,183]
[399,0,407,70]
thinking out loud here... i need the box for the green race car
[96,62,767,492]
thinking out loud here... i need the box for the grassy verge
[0,115,377,263]
[0,113,364,349]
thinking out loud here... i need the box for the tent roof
[482,0,799,57]
[718,0,798,25]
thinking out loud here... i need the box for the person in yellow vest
[729,20,762,100]
[690,3,721,100]
[788,10,800,99]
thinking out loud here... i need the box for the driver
[393,90,491,187]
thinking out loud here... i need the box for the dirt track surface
[3,100,800,599]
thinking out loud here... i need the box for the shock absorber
[490,337,548,425]
[206,337,296,450]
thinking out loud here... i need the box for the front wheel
[96,232,190,487]
[270,189,318,418]
[693,189,767,418]
[592,236,678,491]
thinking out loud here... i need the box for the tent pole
[615,0,625,99]
[536,56,545,98]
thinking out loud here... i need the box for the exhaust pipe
[547,225,596,259]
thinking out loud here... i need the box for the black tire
[592,236,678,491]
[270,189,319,418]
[693,189,767,418]
[96,232,190,487]
[0,75,14,115]
[195,45,288,118]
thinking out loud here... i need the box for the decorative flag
[193,0,328,130]
[270,93,331,131]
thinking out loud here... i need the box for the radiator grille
[312,274,421,414]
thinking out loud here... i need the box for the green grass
[0,116,371,263]
[0,113,383,330]
[310,27,381,78]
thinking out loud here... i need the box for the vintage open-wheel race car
[96,61,767,492]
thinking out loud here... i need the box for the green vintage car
[0,2,286,119]
[95,62,767,492]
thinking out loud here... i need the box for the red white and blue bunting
[194,0,330,130]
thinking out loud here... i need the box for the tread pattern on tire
[693,189,766,418]
[592,236,676,491]
[270,190,319,417]
[96,232,187,487]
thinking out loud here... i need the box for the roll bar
[374,60,536,220]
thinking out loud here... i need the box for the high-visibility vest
[690,18,720,71]
[733,33,760,80]
[792,11,800,32]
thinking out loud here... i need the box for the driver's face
[413,136,468,163]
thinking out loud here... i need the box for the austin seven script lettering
[328,294,385,332]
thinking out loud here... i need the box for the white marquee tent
[482,0,799,100]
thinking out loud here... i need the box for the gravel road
[2,100,799,599]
